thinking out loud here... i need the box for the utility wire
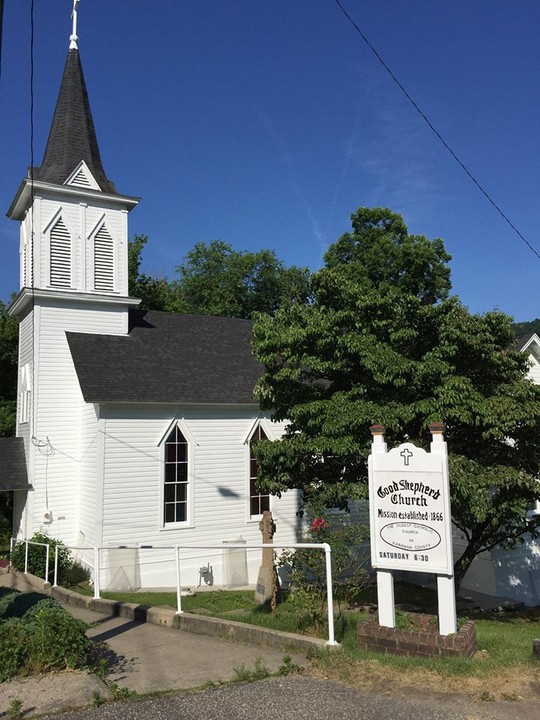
[332,0,540,262]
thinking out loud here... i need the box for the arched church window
[249,424,270,518]
[164,425,190,524]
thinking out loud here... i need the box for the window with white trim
[249,424,270,518]
[19,364,31,425]
[163,425,189,524]
[50,217,72,288]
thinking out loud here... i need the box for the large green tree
[173,240,311,318]
[128,235,178,311]
[253,207,540,590]
[128,237,311,318]
[0,299,18,437]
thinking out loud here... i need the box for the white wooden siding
[77,402,99,545]
[99,406,300,588]
[25,301,128,544]
[526,354,540,385]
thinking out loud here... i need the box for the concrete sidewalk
[0,571,310,717]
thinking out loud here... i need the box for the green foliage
[6,698,24,720]
[128,236,311,317]
[0,299,18,438]
[253,206,540,589]
[128,235,179,311]
[277,654,303,675]
[0,511,11,547]
[233,658,270,682]
[0,590,57,620]
[94,657,109,679]
[0,590,90,682]
[63,562,91,588]
[107,682,136,700]
[0,619,27,681]
[279,511,372,635]
[10,533,73,585]
[512,318,540,337]
[24,604,91,674]
[173,240,311,318]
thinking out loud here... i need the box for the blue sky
[1,1,540,321]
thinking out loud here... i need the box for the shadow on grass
[0,587,55,619]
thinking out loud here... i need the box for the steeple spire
[32,0,116,194]
[70,1,80,50]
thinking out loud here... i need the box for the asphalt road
[37,676,540,720]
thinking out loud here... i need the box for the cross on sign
[400,448,413,466]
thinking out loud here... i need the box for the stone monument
[254,510,280,607]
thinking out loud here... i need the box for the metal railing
[11,539,338,645]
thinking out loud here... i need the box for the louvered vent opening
[50,218,71,288]
[70,168,93,188]
[94,226,114,292]
[22,243,27,287]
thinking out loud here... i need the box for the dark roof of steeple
[32,48,116,194]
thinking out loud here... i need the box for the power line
[332,0,540,262]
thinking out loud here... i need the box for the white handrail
[12,539,339,645]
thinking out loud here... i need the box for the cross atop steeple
[70,1,80,50]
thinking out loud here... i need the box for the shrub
[24,605,91,673]
[10,533,73,585]
[279,510,372,634]
[63,562,91,588]
[0,619,27,682]
[0,514,11,547]
[0,590,90,681]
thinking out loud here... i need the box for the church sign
[368,428,453,576]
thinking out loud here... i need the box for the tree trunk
[453,541,483,593]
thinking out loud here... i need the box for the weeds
[278,655,303,675]
[107,682,136,700]
[94,657,109,679]
[6,698,23,720]
[233,658,270,682]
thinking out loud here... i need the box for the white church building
[2,8,540,605]
[1,15,300,591]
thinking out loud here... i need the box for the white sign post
[368,423,457,635]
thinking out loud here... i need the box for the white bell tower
[6,2,140,542]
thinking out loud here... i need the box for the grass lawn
[69,582,540,701]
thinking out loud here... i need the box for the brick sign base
[357,613,477,658]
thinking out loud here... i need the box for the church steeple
[7,0,139,300]
[32,6,116,193]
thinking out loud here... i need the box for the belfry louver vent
[69,167,93,188]
[50,218,72,288]
[94,225,114,292]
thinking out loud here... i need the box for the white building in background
[451,333,540,606]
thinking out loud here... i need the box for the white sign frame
[367,425,457,636]
[369,442,453,575]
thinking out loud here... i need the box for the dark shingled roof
[0,437,31,491]
[66,310,263,404]
[516,333,536,351]
[32,48,116,193]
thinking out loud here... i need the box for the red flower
[310,517,327,533]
